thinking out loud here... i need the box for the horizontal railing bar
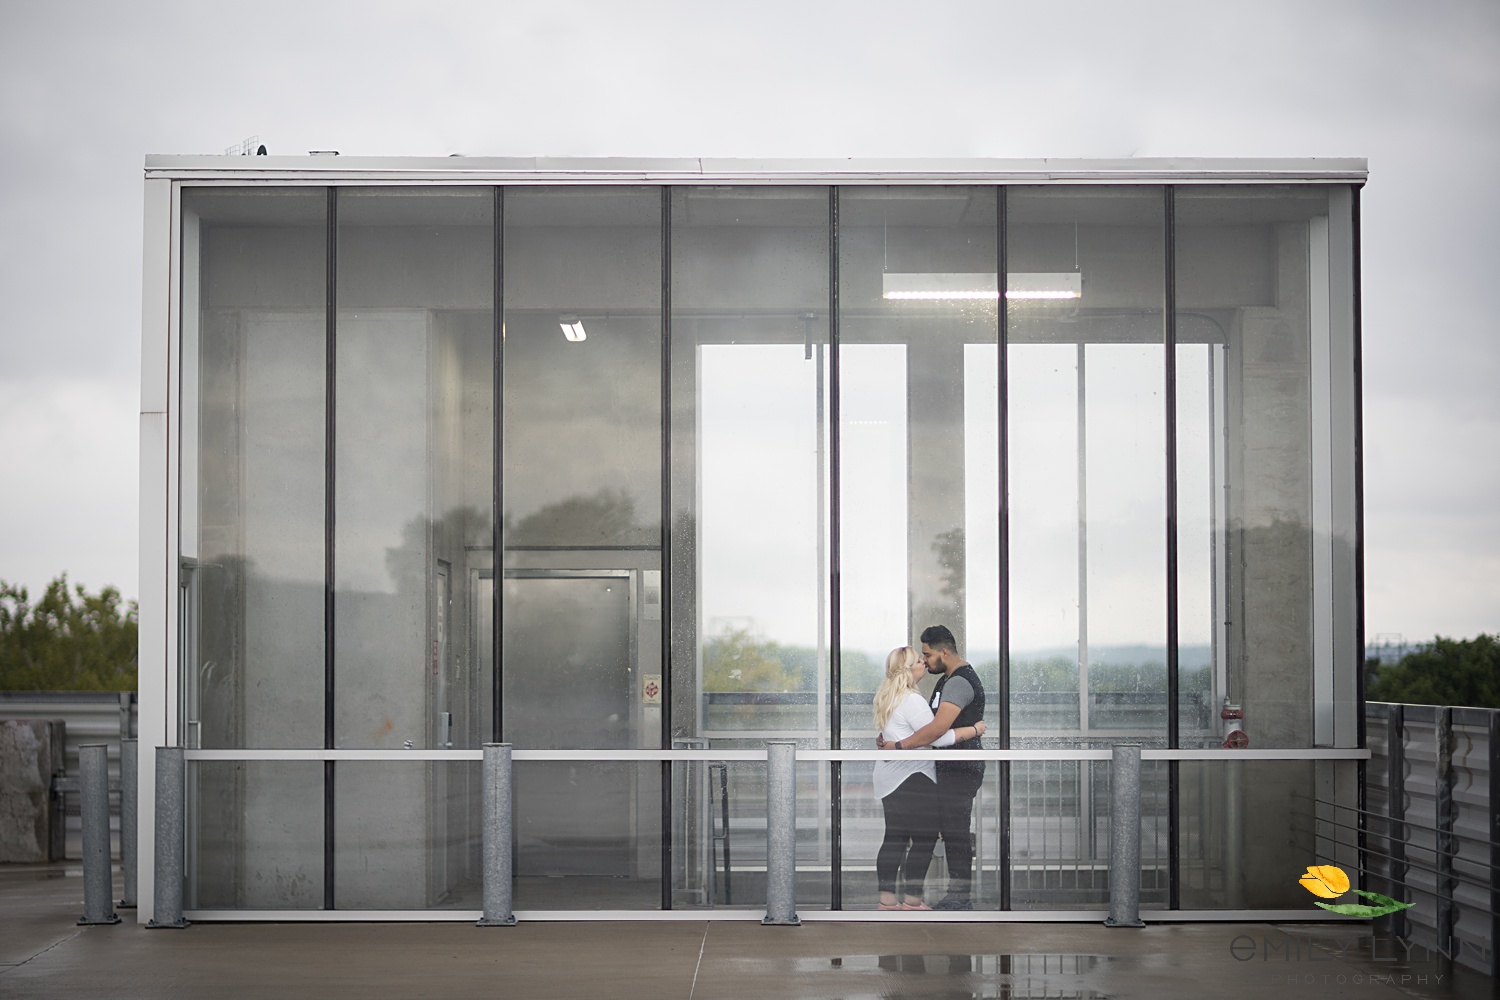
[1307,796,1500,852]
[1312,855,1488,907]
[1301,834,1497,894]
[1140,748,1369,760]
[178,747,1370,762]
[177,906,1368,922]
[1294,816,1498,883]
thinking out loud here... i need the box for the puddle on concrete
[733,954,1112,999]
[0,867,78,881]
[818,954,1103,977]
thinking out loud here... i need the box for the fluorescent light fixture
[881,272,1082,302]
[558,314,587,342]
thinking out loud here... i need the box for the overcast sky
[1,0,1495,642]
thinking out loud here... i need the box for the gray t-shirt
[932,673,975,712]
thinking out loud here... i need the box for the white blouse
[873,692,956,800]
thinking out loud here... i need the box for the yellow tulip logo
[1298,865,1349,898]
[1297,864,1412,917]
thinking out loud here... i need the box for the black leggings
[935,762,985,882]
[877,773,940,896]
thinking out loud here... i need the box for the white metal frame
[145,155,1368,187]
[141,155,1369,925]
[179,907,1364,923]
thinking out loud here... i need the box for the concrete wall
[0,720,62,863]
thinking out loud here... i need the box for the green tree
[505,488,646,547]
[1367,634,1500,709]
[0,575,138,691]
[702,628,798,692]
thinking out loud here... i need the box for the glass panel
[500,187,664,754]
[333,188,494,751]
[180,189,326,750]
[671,757,831,910]
[1007,187,1167,745]
[334,761,480,909]
[502,187,663,549]
[669,187,830,744]
[188,761,323,909]
[1006,759,1170,910]
[841,755,1171,911]
[1177,759,1343,908]
[514,760,662,910]
[502,572,636,750]
[1174,341,1219,743]
[835,187,1000,741]
[1175,186,1332,748]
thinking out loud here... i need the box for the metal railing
[1346,703,1500,977]
[0,691,138,860]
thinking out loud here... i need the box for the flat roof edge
[144,155,1368,184]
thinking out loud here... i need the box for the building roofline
[144,155,1368,185]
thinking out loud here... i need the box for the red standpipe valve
[1221,698,1248,749]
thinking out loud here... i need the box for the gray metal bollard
[1104,743,1145,927]
[77,744,120,925]
[762,740,800,926]
[478,743,516,926]
[119,738,137,908]
[146,746,188,928]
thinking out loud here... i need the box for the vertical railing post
[1387,705,1408,941]
[673,738,711,906]
[478,743,516,926]
[146,746,187,928]
[763,740,799,925]
[119,738,137,908]
[1434,708,1455,953]
[1105,744,1144,927]
[77,744,119,925]
[1487,710,1499,980]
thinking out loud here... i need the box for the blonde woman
[873,646,986,910]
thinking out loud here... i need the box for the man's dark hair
[920,624,957,654]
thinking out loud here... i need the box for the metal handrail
[1303,794,1500,853]
[1290,815,1497,894]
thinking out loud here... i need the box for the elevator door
[502,570,635,877]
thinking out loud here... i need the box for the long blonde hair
[873,646,921,732]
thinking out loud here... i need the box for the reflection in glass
[1177,759,1345,908]
[1007,187,1167,743]
[836,187,999,739]
[1174,340,1220,743]
[333,189,494,752]
[514,761,662,910]
[671,758,832,910]
[502,187,663,550]
[181,189,327,750]
[670,187,829,744]
[335,761,480,909]
[1005,759,1169,910]
[189,761,323,909]
[1175,186,1334,749]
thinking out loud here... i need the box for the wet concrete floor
[1,864,1492,999]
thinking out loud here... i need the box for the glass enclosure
[175,176,1362,914]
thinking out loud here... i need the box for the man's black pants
[935,762,985,883]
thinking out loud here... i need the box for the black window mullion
[1164,185,1181,910]
[996,185,1012,911]
[493,187,504,745]
[828,186,842,909]
[660,184,673,911]
[323,186,337,910]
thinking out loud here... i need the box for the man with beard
[878,624,986,909]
